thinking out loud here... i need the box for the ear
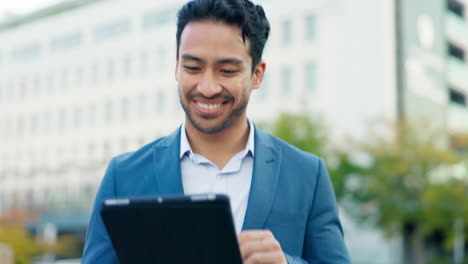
[175,57,180,81]
[252,61,266,90]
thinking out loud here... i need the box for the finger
[238,230,273,244]
[239,238,282,260]
[244,250,286,264]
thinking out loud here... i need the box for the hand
[238,230,287,264]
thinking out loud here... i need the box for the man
[82,0,350,263]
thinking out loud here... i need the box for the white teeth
[198,102,221,110]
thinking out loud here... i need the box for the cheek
[178,74,197,92]
[226,77,252,96]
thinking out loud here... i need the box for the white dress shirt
[180,119,254,234]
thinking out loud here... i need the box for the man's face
[175,21,265,134]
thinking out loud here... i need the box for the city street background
[0,0,467,263]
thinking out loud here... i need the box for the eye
[220,69,238,75]
[184,66,200,72]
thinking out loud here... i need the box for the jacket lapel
[242,127,281,230]
[151,125,281,228]
[152,127,184,195]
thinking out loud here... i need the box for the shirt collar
[180,119,255,160]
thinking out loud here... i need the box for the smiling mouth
[197,102,222,110]
[192,99,228,116]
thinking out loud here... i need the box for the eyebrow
[217,58,243,65]
[181,53,244,65]
[181,54,204,63]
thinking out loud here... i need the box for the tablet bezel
[101,193,243,264]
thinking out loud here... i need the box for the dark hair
[176,0,270,71]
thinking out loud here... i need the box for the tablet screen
[101,193,243,264]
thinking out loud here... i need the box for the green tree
[270,113,327,156]
[422,179,468,251]
[340,120,466,264]
[269,114,468,263]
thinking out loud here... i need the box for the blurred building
[395,0,468,140]
[0,0,467,263]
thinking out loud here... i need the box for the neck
[185,116,250,169]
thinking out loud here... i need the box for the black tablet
[101,193,243,264]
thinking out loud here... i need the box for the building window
[32,75,40,96]
[74,106,81,129]
[58,108,67,130]
[5,119,12,138]
[30,114,39,135]
[88,142,95,158]
[6,80,14,101]
[44,111,52,132]
[447,0,465,18]
[448,42,465,61]
[61,70,68,91]
[304,63,317,92]
[281,67,292,96]
[103,141,111,158]
[141,51,149,74]
[305,15,316,41]
[281,19,292,46]
[89,103,97,125]
[449,88,466,106]
[50,32,83,53]
[121,97,130,121]
[107,59,115,81]
[71,144,79,162]
[124,55,131,78]
[11,43,40,62]
[157,91,165,114]
[138,94,147,118]
[17,116,25,137]
[47,73,54,93]
[92,62,98,84]
[105,100,113,122]
[94,19,131,41]
[157,48,166,72]
[19,80,27,99]
[75,66,84,88]
[142,8,175,29]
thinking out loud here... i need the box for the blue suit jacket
[82,126,350,263]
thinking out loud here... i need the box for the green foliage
[422,179,468,250]
[268,113,468,255]
[327,151,366,202]
[341,120,467,248]
[269,113,327,157]
[40,235,81,259]
[0,222,41,264]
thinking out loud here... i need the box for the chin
[190,118,231,134]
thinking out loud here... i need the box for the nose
[197,71,221,98]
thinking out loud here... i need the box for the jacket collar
[152,124,280,230]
